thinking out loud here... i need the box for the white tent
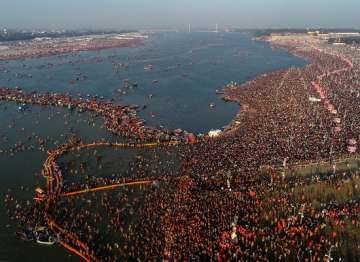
[208,129,222,137]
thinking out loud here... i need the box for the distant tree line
[0,30,136,42]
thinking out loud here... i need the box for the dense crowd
[0,87,191,142]
[5,36,360,261]
[156,39,360,260]
[0,35,143,61]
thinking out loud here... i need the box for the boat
[18,103,28,111]
[209,102,216,108]
[36,235,57,245]
[144,64,154,71]
[34,227,58,245]
[129,105,140,110]
[34,187,46,200]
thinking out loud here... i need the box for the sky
[0,0,360,30]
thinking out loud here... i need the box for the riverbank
[0,87,195,142]
[166,33,360,260]
[0,33,147,61]
[6,32,360,261]
[219,33,357,168]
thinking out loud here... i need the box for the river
[0,31,307,261]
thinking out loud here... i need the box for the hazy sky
[1,0,360,30]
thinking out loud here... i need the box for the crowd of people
[5,35,360,261]
[156,38,360,260]
[0,34,143,61]
[0,87,192,142]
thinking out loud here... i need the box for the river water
[0,32,307,261]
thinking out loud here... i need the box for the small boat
[209,102,216,108]
[129,105,140,110]
[34,227,58,245]
[144,64,154,71]
[18,103,28,111]
[34,187,46,200]
[36,235,57,245]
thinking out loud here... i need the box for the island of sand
[0,32,147,60]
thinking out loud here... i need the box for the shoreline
[5,32,360,261]
[0,87,196,143]
[217,33,356,168]
[219,40,312,135]
[0,33,147,61]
